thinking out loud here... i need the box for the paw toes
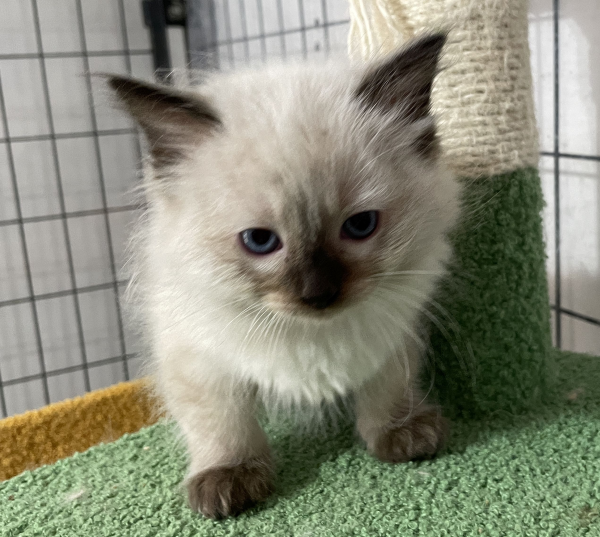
[372,406,448,463]
[187,459,274,518]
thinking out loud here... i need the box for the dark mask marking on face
[289,247,347,310]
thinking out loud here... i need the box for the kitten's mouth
[262,281,375,319]
[268,301,343,318]
[263,291,361,319]
[299,289,340,311]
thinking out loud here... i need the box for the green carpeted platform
[1,350,598,536]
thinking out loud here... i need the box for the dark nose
[294,247,346,310]
[300,289,340,310]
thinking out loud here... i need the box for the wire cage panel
[0,0,155,417]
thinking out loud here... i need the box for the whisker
[398,285,477,382]
[262,311,283,358]
[237,306,269,354]
[272,314,291,359]
[379,283,474,378]
[217,302,262,338]
[244,307,272,348]
[367,269,447,281]
[367,291,427,354]
[160,295,250,333]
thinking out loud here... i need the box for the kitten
[108,32,459,519]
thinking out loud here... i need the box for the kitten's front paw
[187,458,275,519]
[369,405,448,463]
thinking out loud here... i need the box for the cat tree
[1,1,599,535]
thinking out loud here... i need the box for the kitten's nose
[296,248,345,310]
[300,289,340,310]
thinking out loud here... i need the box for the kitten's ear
[107,75,221,168]
[355,33,446,123]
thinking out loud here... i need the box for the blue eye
[240,228,281,254]
[342,210,378,240]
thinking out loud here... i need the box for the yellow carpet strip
[0,378,159,482]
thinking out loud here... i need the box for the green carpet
[1,350,599,536]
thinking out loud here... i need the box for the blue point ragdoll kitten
[109,33,459,519]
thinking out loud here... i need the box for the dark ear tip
[355,30,449,120]
[102,74,142,98]
[106,74,127,91]
[411,31,448,54]
[425,31,448,44]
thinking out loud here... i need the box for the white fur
[124,58,460,474]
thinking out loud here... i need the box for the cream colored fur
[120,52,459,486]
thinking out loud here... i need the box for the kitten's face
[180,110,438,318]
[110,34,458,321]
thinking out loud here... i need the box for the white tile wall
[562,315,600,355]
[560,158,600,321]
[35,295,82,371]
[98,134,141,206]
[4,380,46,416]
[0,226,29,302]
[80,1,125,52]
[89,361,125,391]
[559,1,600,157]
[0,0,160,417]
[56,137,104,212]
[45,57,93,134]
[37,0,82,54]
[23,219,72,295]
[78,289,122,363]
[47,371,86,404]
[1,59,50,137]
[0,146,17,220]
[67,215,112,287]
[11,141,60,217]
[0,0,598,417]
[0,303,39,381]
[530,0,600,350]
[0,2,38,56]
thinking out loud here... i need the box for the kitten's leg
[161,369,274,518]
[355,340,448,463]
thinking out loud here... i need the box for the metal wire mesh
[187,0,351,70]
[0,0,598,418]
[0,0,150,417]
